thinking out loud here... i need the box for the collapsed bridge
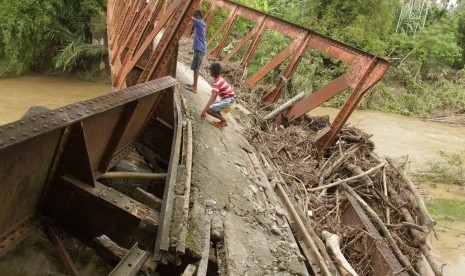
[0,0,440,275]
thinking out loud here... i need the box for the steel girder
[108,0,200,90]
[204,0,390,154]
[0,77,178,256]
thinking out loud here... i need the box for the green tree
[0,0,58,75]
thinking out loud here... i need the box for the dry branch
[385,157,436,231]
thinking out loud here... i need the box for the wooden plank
[197,211,211,276]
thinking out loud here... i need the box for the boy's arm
[200,92,217,120]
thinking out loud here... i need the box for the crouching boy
[200,62,236,129]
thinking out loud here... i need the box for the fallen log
[262,92,305,121]
[100,171,167,180]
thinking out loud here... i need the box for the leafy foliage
[0,0,58,75]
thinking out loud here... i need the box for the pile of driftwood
[226,82,442,275]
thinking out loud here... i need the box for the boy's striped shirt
[212,76,235,100]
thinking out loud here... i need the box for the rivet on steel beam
[10,137,16,141]
[78,113,82,116]
[22,133,28,137]
[43,124,48,129]
[119,193,123,197]
[113,200,118,203]
[33,128,38,132]
[41,115,46,118]
[20,121,26,125]
[67,106,72,110]
[51,112,55,115]
[62,119,67,122]
[92,108,97,111]
[69,116,74,119]
[59,109,64,112]
[102,193,106,197]
[130,200,134,203]
[53,122,58,125]
[0,141,3,145]
[108,188,112,191]
[125,206,130,210]
[9,125,14,129]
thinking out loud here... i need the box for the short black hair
[194,9,203,19]
[210,62,221,76]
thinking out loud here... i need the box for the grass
[427,198,465,222]
[413,151,465,186]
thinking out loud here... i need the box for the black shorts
[191,50,205,71]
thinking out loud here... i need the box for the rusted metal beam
[277,73,350,124]
[341,192,408,276]
[98,101,139,173]
[44,223,79,276]
[262,34,311,103]
[43,175,159,249]
[109,243,150,276]
[0,78,178,250]
[204,0,390,154]
[210,6,238,58]
[246,40,295,86]
[241,16,267,66]
[315,58,389,154]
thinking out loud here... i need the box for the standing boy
[201,62,236,129]
[187,9,207,93]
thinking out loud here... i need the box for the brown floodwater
[0,74,111,125]
[1,75,464,275]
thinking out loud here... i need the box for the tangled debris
[179,38,441,275]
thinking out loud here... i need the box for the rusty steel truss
[203,0,390,154]
[107,0,200,89]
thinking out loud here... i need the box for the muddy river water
[1,75,464,275]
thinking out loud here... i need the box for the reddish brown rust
[341,193,409,276]
[204,0,390,154]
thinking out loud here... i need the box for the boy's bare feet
[184,84,197,93]
[210,121,227,130]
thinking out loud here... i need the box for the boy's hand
[200,111,206,120]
